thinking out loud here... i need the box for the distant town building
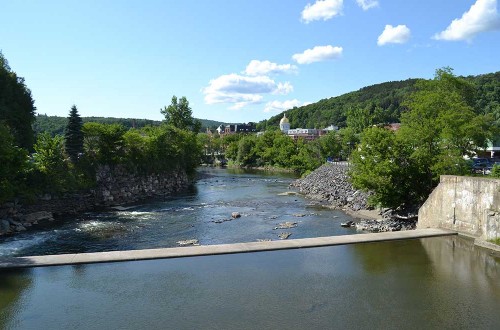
[279,113,338,141]
[385,123,401,131]
[287,128,320,141]
[218,123,257,135]
[323,125,339,131]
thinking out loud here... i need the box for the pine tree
[64,105,84,162]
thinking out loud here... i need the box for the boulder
[0,219,11,234]
[278,232,292,240]
[15,225,26,232]
[23,211,54,224]
[231,212,241,219]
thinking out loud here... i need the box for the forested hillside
[258,71,500,130]
[34,115,225,136]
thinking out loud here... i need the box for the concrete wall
[418,175,500,241]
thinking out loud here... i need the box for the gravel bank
[291,163,417,232]
[290,163,370,211]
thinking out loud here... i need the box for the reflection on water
[1,236,499,329]
[0,269,32,327]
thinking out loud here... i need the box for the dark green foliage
[34,115,223,137]
[224,130,339,175]
[236,136,258,166]
[0,51,36,149]
[64,105,84,162]
[81,122,202,176]
[138,125,202,176]
[0,122,28,202]
[161,95,201,132]
[490,164,500,178]
[350,68,493,209]
[260,79,418,130]
[472,71,500,125]
[350,127,420,208]
[259,71,500,132]
[31,133,73,193]
[82,123,127,166]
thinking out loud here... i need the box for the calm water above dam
[1,236,499,329]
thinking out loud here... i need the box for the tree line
[197,128,358,176]
[0,51,202,204]
[33,113,225,137]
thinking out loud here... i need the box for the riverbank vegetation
[197,128,358,176]
[0,51,202,204]
[350,68,495,209]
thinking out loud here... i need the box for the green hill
[33,115,225,136]
[258,71,500,130]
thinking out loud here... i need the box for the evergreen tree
[64,105,84,162]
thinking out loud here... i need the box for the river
[1,168,499,329]
[0,168,356,257]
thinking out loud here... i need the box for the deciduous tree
[161,96,201,132]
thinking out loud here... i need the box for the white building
[279,113,290,133]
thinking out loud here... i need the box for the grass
[488,238,500,246]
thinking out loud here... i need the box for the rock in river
[278,232,292,240]
[177,239,200,246]
[274,222,298,230]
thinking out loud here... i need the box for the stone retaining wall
[0,166,190,235]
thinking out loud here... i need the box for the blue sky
[1,0,499,123]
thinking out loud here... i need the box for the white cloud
[356,0,378,10]
[244,60,297,76]
[377,24,411,46]
[301,0,343,23]
[203,74,293,109]
[274,82,294,95]
[433,0,500,41]
[292,45,343,64]
[264,99,306,113]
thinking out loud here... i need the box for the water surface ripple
[0,168,356,257]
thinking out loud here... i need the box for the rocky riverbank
[291,162,417,232]
[0,166,191,236]
[290,163,370,211]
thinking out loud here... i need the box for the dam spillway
[0,228,456,268]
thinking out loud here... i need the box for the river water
[1,168,500,329]
[0,168,356,257]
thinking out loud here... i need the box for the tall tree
[161,95,201,132]
[351,68,493,209]
[64,105,84,162]
[0,51,36,149]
